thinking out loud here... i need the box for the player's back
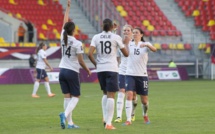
[59,35,83,73]
[91,31,124,72]
[36,49,46,69]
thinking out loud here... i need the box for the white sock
[101,95,107,122]
[116,92,125,118]
[125,100,132,122]
[142,103,149,116]
[65,97,79,124]
[32,81,39,95]
[132,96,138,115]
[106,98,114,125]
[64,98,73,125]
[64,98,70,109]
[44,82,52,94]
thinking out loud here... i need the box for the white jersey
[126,41,152,76]
[59,30,84,73]
[118,49,127,75]
[36,49,46,69]
[90,31,125,72]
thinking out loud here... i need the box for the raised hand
[67,0,71,7]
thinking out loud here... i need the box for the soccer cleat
[114,117,122,123]
[59,112,66,129]
[131,115,135,122]
[68,124,80,129]
[122,121,132,126]
[103,122,106,127]
[48,93,55,97]
[32,94,40,98]
[144,116,150,124]
[105,124,116,130]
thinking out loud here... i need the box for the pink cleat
[144,116,150,124]
[105,124,116,130]
[48,93,55,97]
[32,94,40,98]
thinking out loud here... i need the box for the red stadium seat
[112,0,181,37]
[161,44,169,50]
[176,0,215,39]
[184,43,192,50]
[1,0,88,41]
[144,30,151,37]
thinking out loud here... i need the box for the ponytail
[36,42,45,54]
[63,22,75,47]
[141,36,145,42]
[103,23,111,32]
[63,31,68,47]
[103,18,113,32]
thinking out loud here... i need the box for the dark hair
[63,22,75,46]
[103,18,113,32]
[134,27,145,42]
[36,42,46,54]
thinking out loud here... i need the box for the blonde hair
[123,24,133,31]
[123,25,133,39]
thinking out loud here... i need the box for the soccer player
[31,42,55,98]
[114,25,138,123]
[88,18,128,130]
[122,27,157,126]
[59,0,91,129]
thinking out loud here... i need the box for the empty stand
[176,0,215,40]
[0,0,88,41]
[112,0,182,37]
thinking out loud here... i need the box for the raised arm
[62,0,71,28]
[140,42,157,52]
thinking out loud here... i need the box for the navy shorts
[36,68,48,79]
[97,72,119,92]
[125,75,149,95]
[59,68,80,96]
[118,74,126,89]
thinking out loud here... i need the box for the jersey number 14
[62,45,71,58]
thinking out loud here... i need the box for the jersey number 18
[100,41,112,54]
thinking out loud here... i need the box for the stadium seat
[47,19,56,26]
[153,43,161,50]
[184,43,192,50]
[41,24,48,30]
[176,0,215,40]
[113,0,181,37]
[161,44,169,50]
[0,0,88,41]
[169,43,176,50]
[0,37,5,43]
[39,33,47,40]
[176,43,185,50]
[37,0,46,6]
[9,0,18,5]
[205,46,211,54]
[49,43,57,47]
[198,43,206,50]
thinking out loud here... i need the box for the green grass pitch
[0,80,215,134]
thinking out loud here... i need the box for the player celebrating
[114,25,138,123]
[31,42,55,98]
[122,27,157,126]
[59,0,91,129]
[88,18,128,130]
